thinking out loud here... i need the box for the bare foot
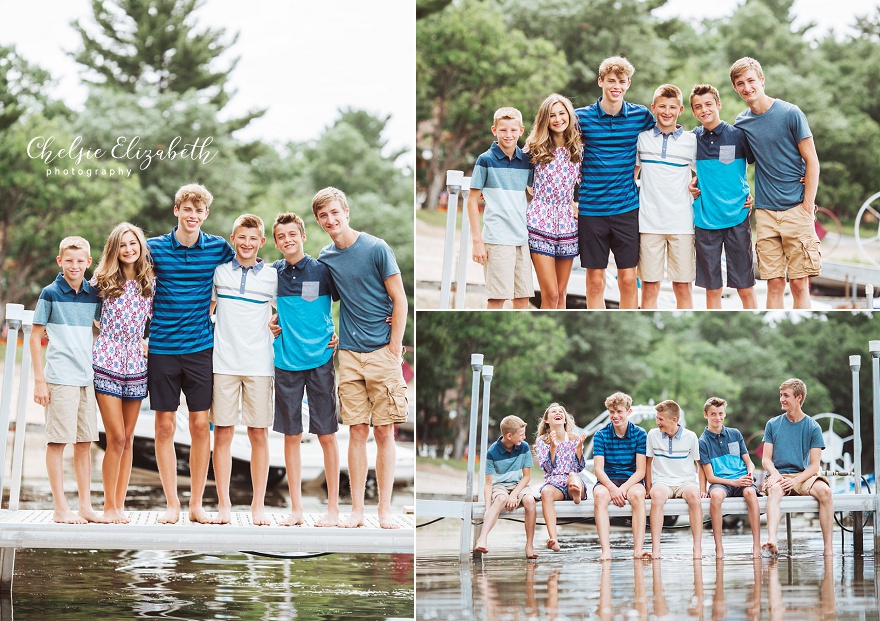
[103,508,129,524]
[251,508,270,526]
[637,551,653,561]
[716,547,725,559]
[213,507,231,525]
[316,509,340,527]
[569,484,583,505]
[761,542,778,557]
[157,507,180,524]
[79,508,110,524]
[693,548,703,559]
[525,545,537,559]
[599,552,612,561]
[342,512,364,528]
[188,506,212,524]
[379,514,401,529]
[54,508,87,524]
[752,546,762,558]
[474,543,488,555]
[547,538,561,552]
[280,511,304,526]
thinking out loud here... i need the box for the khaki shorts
[338,346,408,427]
[484,243,533,301]
[638,233,696,283]
[762,472,828,496]
[651,480,699,498]
[755,205,821,280]
[45,383,97,444]
[491,483,536,507]
[210,374,274,428]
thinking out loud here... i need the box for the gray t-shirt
[762,413,824,474]
[318,232,400,352]
[735,99,812,210]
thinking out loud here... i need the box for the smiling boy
[575,56,656,309]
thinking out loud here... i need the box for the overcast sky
[0,0,415,164]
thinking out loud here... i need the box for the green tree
[0,45,60,132]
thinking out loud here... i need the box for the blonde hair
[729,57,764,85]
[500,415,527,437]
[92,223,154,299]
[605,391,632,411]
[523,94,582,167]
[58,236,91,258]
[655,400,681,419]
[536,402,577,442]
[312,187,349,217]
[174,183,213,210]
[652,84,683,105]
[272,212,306,238]
[690,84,721,108]
[780,378,807,402]
[493,107,523,126]
[703,397,727,413]
[232,213,265,237]
[599,56,634,81]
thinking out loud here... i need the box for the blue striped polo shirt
[698,426,749,479]
[469,142,531,246]
[575,98,656,216]
[693,122,753,230]
[593,421,647,480]
[273,256,337,372]
[33,273,102,386]
[485,437,534,485]
[147,227,234,355]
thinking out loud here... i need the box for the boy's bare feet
[752,545,762,558]
[188,506,212,524]
[103,509,129,524]
[342,511,365,528]
[316,509,340,527]
[280,511,304,526]
[379,514,401,529]
[474,543,488,554]
[80,508,110,523]
[599,551,612,561]
[157,507,180,524]
[637,551,653,560]
[716,546,725,558]
[525,544,537,559]
[547,538,561,552]
[693,547,703,559]
[213,507,231,524]
[54,508,87,524]
[251,508,270,526]
[761,542,778,557]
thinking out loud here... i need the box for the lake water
[416,516,880,620]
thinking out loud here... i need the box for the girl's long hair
[93,222,154,299]
[537,402,576,443]
[523,94,582,167]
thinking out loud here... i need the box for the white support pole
[461,353,483,560]
[850,354,863,553]
[454,177,472,309]
[0,303,25,501]
[474,365,494,553]
[440,170,463,309]
[869,340,880,557]
[8,312,34,511]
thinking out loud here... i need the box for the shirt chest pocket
[301,281,319,302]
[728,442,740,456]
[718,145,735,165]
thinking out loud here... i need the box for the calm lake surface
[416,516,880,620]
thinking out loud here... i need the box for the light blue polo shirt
[33,273,102,386]
[469,142,531,246]
[699,425,749,479]
[693,121,754,230]
[485,437,534,485]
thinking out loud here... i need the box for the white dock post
[0,304,25,498]
[461,354,483,560]
[474,366,493,551]
[850,354,863,553]
[454,177,471,309]
[870,340,880,557]
[440,170,463,309]
[8,311,34,510]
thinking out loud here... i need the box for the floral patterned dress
[92,279,153,400]
[527,146,580,258]
[536,435,586,499]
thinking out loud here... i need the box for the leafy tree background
[417,0,880,218]
[416,311,879,473]
[1,0,414,345]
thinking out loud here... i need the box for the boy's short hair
[780,378,807,402]
[312,187,349,217]
[703,397,727,413]
[174,183,213,210]
[598,56,635,81]
[232,213,265,237]
[652,84,683,105]
[493,107,523,126]
[58,236,91,258]
[655,400,681,419]
[499,415,527,437]
[729,57,764,84]
[605,391,633,411]
[689,84,721,107]
[272,212,306,238]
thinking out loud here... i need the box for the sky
[0,0,415,165]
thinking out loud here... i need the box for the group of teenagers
[477,379,835,560]
[468,55,821,310]
[30,183,409,529]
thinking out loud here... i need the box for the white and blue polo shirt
[636,125,697,234]
[469,142,531,246]
[33,273,102,386]
[646,425,700,486]
[698,425,749,479]
[575,98,656,217]
[212,258,277,376]
[273,255,337,372]
[693,121,753,230]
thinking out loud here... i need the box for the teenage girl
[524,94,583,309]
[535,403,587,552]
[91,223,154,523]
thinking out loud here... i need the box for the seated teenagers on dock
[473,415,538,559]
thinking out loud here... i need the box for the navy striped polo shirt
[593,420,647,480]
[147,227,234,355]
[693,121,753,230]
[272,256,338,372]
[576,98,656,216]
[485,437,534,485]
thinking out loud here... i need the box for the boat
[95,397,415,489]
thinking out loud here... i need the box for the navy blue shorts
[147,349,213,412]
[578,209,640,270]
[695,218,756,291]
[274,357,339,436]
[708,482,760,497]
